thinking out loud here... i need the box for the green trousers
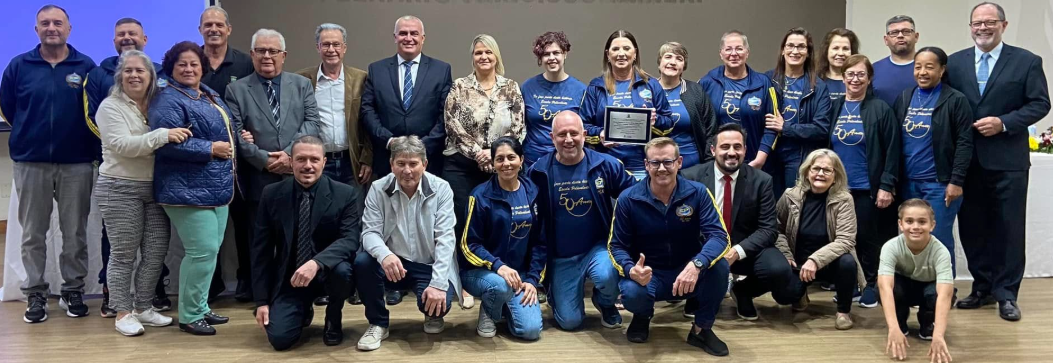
[164,205,229,324]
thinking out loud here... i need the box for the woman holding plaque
[764,27,832,200]
[817,28,860,101]
[826,54,900,309]
[580,30,672,179]
[521,31,587,167]
[443,34,526,268]
[655,41,717,168]
[700,30,779,169]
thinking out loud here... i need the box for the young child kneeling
[878,199,953,363]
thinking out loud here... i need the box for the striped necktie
[296,190,315,267]
[402,61,414,110]
[265,80,280,124]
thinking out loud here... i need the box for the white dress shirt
[397,53,422,101]
[713,164,746,258]
[315,65,348,152]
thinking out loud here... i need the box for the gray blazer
[225,72,320,201]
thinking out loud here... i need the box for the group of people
[1,2,1047,361]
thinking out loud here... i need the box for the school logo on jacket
[66,73,82,89]
[747,96,762,111]
[676,204,694,222]
[156,78,168,88]
[595,176,605,195]
[639,89,652,102]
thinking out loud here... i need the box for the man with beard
[84,17,171,317]
[872,15,920,107]
[945,1,1050,322]
[682,123,795,321]
[608,137,731,356]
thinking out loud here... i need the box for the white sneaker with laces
[476,308,496,338]
[357,325,388,351]
[115,314,145,336]
[134,309,173,327]
[423,316,445,334]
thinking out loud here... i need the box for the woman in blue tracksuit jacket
[764,27,833,199]
[459,137,546,341]
[580,30,673,179]
[700,31,779,168]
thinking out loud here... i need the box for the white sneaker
[115,314,145,336]
[134,309,173,327]
[357,325,388,351]
[423,316,445,334]
[476,308,496,338]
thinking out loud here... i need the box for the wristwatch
[692,259,705,269]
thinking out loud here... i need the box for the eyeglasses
[844,71,869,80]
[253,48,285,57]
[969,20,1003,28]
[783,44,807,52]
[722,47,746,55]
[810,166,834,175]
[886,29,915,37]
[645,159,677,169]
[319,42,344,50]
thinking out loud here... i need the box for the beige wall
[847,0,1053,130]
[219,0,845,84]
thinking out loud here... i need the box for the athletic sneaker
[59,291,89,317]
[357,325,388,351]
[858,285,879,308]
[424,316,445,334]
[918,323,934,340]
[476,308,496,338]
[100,286,117,318]
[591,294,623,328]
[23,292,48,323]
[134,309,173,327]
[115,314,145,336]
[832,289,862,303]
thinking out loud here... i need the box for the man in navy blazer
[360,15,452,177]
[944,2,1050,321]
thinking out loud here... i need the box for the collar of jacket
[383,172,437,198]
[587,72,652,89]
[782,185,851,209]
[163,75,221,99]
[705,64,767,92]
[766,69,819,99]
[479,175,536,203]
[626,174,698,207]
[529,148,610,180]
[24,43,92,65]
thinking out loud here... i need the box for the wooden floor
[1,239,1052,362]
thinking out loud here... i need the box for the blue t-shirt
[831,101,870,190]
[823,77,846,101]
[664,83,699,168]
[502,186,534,242]
[902,84,940,181]
[548,160,605,258]
[777,76,810,162]
[606,80,646,176]
[521,74,587,166]
[872,57,916,108]
[718,77,749,124]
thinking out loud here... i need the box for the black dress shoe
[314,296,330,306]
[204,311,229,325]
[386,290,405,306]
[179,319,216,335]
[626,315,651,343]
[323,319,343,346]
[999,300,1022,321]
[303,307,315,328]
[686,325,729,357]
[234,280,253,302]
[347,293,362,305]
[956,291,995,309]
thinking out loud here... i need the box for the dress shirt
[315,65,348,152]
[713,164,744,258]
[397,53,422,102]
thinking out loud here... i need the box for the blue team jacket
[459,175,547,286]
[763,70,833,163]
[580,74,673,147]
[699,65,778,163]
[527,148,637,257]
[608,175,730,276]
[1,44,97,163]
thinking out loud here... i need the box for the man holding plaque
[527,111,636,331]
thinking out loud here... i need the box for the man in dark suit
[944,2,1050,321]
[682,123,796,320]
[360,15,452,176]
[227,28,321,302]
[251,136,362,350]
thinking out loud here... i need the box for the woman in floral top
[444,33,526,253]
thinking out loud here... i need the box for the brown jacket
[295,64,373,174]
[775,186,866,288]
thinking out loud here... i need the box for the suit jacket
[360,54,453,176]
[681,161,778,257]
[944,43,1050,171]
[226,72,321,201]
[250,175,363,307]
[295,64,374,174]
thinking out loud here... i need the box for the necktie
[296,190,315,268]
[977,53,990,95]
[265,80,280,124]
[402,61,414,110]
[722,175,733,230]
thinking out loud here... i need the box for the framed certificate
[603,106,652,145]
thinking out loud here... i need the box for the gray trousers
[14,162,94,294]
[96,176,171,312]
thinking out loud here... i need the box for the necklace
[915,86,938,106]
[843,100,862,115]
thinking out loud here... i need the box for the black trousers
[354,253,456,328]
[731,246,801,305]
[852,190,897,286]
[958,168,1028,302]
[266,260,353,351]
[797,253,857,313]
[891,274,937,332]
[443,153,491,243]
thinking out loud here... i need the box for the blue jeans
[462,268,543,340]
[353,253,455,328]
[548,244,620,330]
[620,259,730,329]
[902,179,962,274]
[323,151,356,185]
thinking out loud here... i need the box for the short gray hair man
[316,23,347,44]
[389,135,427,162]
[200,5,230,26]
[251,28,286,51]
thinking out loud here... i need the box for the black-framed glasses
[886,29,915,37]
[810,166,834,175]
[969,20,1003,28]
[645,159,677,169]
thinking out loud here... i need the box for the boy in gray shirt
[878,199,953,363]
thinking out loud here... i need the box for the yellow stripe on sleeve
[460,196,491,269]
[768,86,781,150]
[704,188,732,267]
[83,76,100,139]
[606,202,626,277]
